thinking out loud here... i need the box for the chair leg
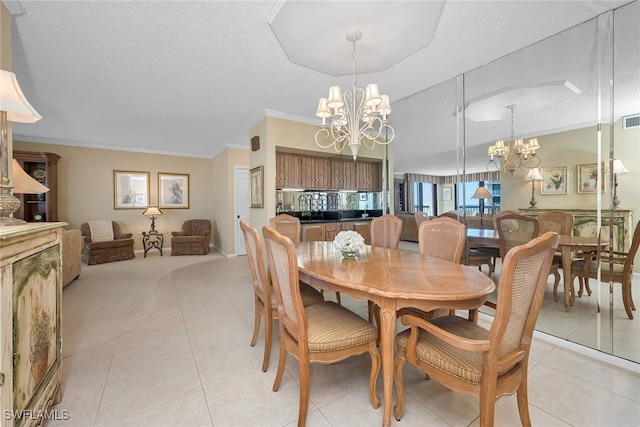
[552,268,560,302]
[393,354,406,421]
[297,359,310,427]
[250,303,261,347]
[368,344,381,409]
[479,383,497,427]
[516,372,532,427]
[621,279,634,319]
[272,338,287,392]
[581,277,593,297]
[367,300,375,323]
[261,310,272,372]
[335,291,341,305]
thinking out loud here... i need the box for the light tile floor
[47,248,640,426]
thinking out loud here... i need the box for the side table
[142,231,164,257]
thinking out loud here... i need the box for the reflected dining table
[467,228,604,312]
[296,241,495,427]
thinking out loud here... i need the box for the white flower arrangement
[333,230,365,254]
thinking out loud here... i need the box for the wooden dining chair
[414,211,430,228]
[263,226,380,427]
[270,214,341,304]
[393,232,559,426]
[240,220,323,372]
[538,210,575,301]
[368,214,403,322]
[495,213,540,259]
[398,217,467,320]
[269,214,301,244]
[570,220,640,319]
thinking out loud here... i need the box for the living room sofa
[394,213,418,242]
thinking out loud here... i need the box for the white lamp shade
[377,94,392,116]
[471,186,493,199]
[525,167,544,181]
[315,98,331,118]
[326,86,344,109]
[613,159,629,174]
[143,206,163,215]
[0,70,42,123]
[11,159,49,194]
[364,83,382,107]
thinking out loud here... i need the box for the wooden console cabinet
[0,223,65,426]
[301,220,371,244]
[520,208,633,252]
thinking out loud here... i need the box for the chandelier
[487,105,540,177]
[315,29,394,161]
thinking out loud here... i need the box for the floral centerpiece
[333,230,365,258]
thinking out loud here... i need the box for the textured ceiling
[6,0,637,175]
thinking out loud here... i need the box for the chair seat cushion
[396,315,513,384]
[86,238,134,249]
[571,259,624,280]
[305,301,377,352]
[171,235,208,243]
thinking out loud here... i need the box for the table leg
[378,300,396,427]
[562,246,573,312]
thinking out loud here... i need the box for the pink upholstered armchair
[171,219,211,255]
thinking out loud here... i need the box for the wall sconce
[0,70,43,225]
[143,205,162,233]
[611,159,629,208]
[524,167,543,208]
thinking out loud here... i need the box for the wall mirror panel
[393,1,638,363]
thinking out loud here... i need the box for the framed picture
[442,187,452,201]
[250,166,264,208]
[114,170,149,209]
[577,163,600,194]
[541,166,568,195]
[158,173,190,208]
[359,193,367,201]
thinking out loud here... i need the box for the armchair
[80,221,135,265]
[171,219,211,255]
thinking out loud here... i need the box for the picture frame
[442,187,452,201]
[541,166,568,195]
[158,173,190,209]
[250,166,264,208]
[359,193,367,201]
[577,163,600,194]
[114,170,149,209]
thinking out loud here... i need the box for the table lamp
[524,167,544,208]
[471,185,493,215]
[143,205,162,233]
[0,70,43,226]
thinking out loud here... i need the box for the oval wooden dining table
[296,241,496,427]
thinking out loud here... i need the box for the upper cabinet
[276,152,302,189]
[277,151,382,192]
[13,151,60,222]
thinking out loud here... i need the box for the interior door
[235,166,249,256]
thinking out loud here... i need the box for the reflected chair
[369,214,403,322]
[171,219,211,255]
[240,221,324,372]
[570,220,640,319]
[538,210,575,301]
[263,226,380,427]
[496,213,540,259]
[393,232,559,426]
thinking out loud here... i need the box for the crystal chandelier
[315,29,394,161]
[487,105,540,177]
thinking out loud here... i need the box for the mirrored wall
[393,1,639,362]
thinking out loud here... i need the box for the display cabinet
[13,151,60,222]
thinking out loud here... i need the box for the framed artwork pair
[114,171,190,209]
[539,163,604,195]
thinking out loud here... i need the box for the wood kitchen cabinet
[357,160,382,191]
[276,152,302,189]
[330,158,357,190]
[300,156,329,190]
[301,223,324,241]
[13,151,60,222]
[301,221,371,244]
